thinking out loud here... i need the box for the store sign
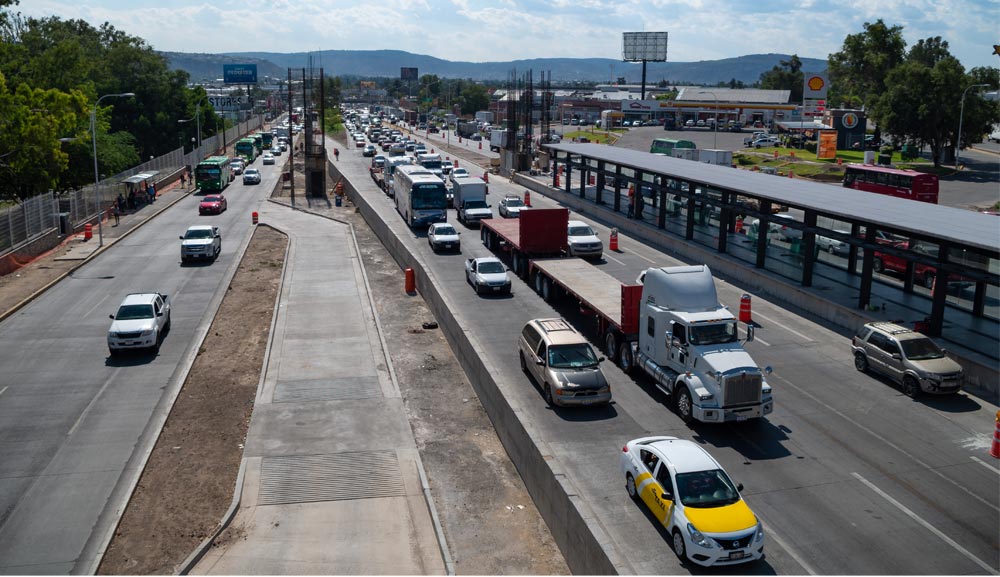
[208,96,247,111]
[817,130,838,160]
[223,64,258,84]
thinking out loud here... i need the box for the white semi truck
[528,261,773,423]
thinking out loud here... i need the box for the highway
[0,157,281,573]
[339,127,1000,574]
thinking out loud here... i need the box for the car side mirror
[891,353,902,360]
[662,490,673,501]
[179,235,184,240]
[535,359,545,366]
[157,311,163,317]
[598,356,606,363]
[109,314,115,319]
[737,483,744,492]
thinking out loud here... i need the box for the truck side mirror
[109,314,115,319]
[746,324,755,342]
[178,235,184,240]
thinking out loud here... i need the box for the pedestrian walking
[117,193,126,215]
[180,171,186,188]
[334,147,340,161]
[112,202,120,225]
[627,185,635,218]
[147,182,156,204]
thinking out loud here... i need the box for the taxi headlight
[754,522,764,543]
[687,523,712,548]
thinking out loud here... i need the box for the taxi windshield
[675,469,740,508]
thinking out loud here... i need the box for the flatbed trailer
[480,208,568,277]
[529,258,642,357]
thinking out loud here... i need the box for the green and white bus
[650,138,696,156]
[195,156,232,192]
[235,138,257,163]
[251,133,264,153]
[261,132,274,149]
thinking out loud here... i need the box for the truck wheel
[605,331,619,360]
[618,342,634,374]
[534,273,544,294]
[541,278,554,302]
[675,386,693,423]
[873,257,884,273]
[512,253,522,276]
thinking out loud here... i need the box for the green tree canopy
[458,84,489,115]
[759,55,804,102]
[828,19,906,115]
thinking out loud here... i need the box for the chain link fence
[0,115,264,257]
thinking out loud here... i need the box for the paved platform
[190,202,448,575]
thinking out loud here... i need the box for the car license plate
[492,286,502,292]
[729,551,745,560]
[735,414,748,422]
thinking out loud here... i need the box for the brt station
[540,143,999,383]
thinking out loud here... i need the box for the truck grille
[116,331,143,339]
[724,372,762,406]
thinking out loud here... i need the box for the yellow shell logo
[808,76,825,91]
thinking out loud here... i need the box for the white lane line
[751,310,814,342]
[83,294,112,319]
[773,374,1000,514]
[0,386,7,397]
[757,516,817,575]
[852,472,999,575]
[971,456,1000,474]
[619,247,657,264]
[68,374,116,437]
[739,326,770,346]
[603,253,626,266]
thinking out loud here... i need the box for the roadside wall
[514,173,999,404]
[329,158,624,575]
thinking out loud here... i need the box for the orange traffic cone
[524,190,532,207]
[991,411,1000,459]
[738,294,752,324]
[609,228,619,251]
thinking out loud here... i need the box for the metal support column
[801,211,816,287]
[613,165,622,213]
[657,182,667,229]
[756,200,771,268]
[717,191,731,254]
[596,160,605,204]
[858,226,876,309]
[685,196,696,240]
[928,242,951,337]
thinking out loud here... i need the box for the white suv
[107,293,171,355]
[179,225,221,263]
[566,220,603,259]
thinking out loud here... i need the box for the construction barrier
[404,267,415,294]
[84,223,93,241]
[524,190,532,207]
[252,211,259,225]
[991,410,1000,459]
[609,228,619,251]
[739,293,752,324]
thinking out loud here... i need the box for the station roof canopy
[543,143,999,253]
[777,121,833,130]
[676,87,791,104]
[120,171,160,184]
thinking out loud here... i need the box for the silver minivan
[518,318,611,407]
[851,322,963,397]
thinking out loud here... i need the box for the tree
[458,84,489,115]
[873,38,997,167]
[758,55,804,102]
[0,71,89,201]
[828,19,907,115]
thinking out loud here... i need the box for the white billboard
[623,32,668,62]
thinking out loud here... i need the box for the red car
[199,194,227,215]
[873,240,969,289]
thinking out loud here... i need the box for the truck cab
[453,177,492,226]
[631,266,772,423]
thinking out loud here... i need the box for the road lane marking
[751,310,814,342]
[68,373,116,437]
[619,247,657,264]
[83,294,112,319]
[0,386,7,397]
[603,253,626,266]
[971,456,1000,474]
[773,374,1000,514]
[852,472,999,575]
[739,326,770,346]
[757,515,817,575]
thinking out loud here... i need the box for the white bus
[393,165,448,228]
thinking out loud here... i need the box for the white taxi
[619,436,763,566]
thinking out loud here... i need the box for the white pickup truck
[107,292,171,355]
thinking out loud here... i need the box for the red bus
[842,163,939,204]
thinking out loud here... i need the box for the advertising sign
[223,64,258,84]
[208,96,247,111]
[400,67,418,80]
[623,32,668,62]
[817,130,838,160]
[803,73,829,99]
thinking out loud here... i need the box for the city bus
[842,163,939,204]
[261,132,274,149]
[393,165,447,228]
[650,138,696,156]
[235,138,257,163]
[194,156,231,192]
[251,133,264,153]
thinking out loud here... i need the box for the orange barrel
[524,190,531,206]
[589,174,595,185]
[84,223,93,240]
[554,173,560,187]
[483,172,489,183]
[252,211,259,225]
[991,410,1000,459]
[404,267,415,293]
[739,294,752,324]
[609,228,619,251]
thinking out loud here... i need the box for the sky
[18,0,1000,70]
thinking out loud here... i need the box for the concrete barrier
[512,173,998,404]
[330,158,624,575]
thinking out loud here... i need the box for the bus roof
[845,163,935,178]
[199,156,230,165]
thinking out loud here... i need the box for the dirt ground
[97,225,287,575]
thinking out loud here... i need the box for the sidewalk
[188,202,449,575]
[0,179,194,322]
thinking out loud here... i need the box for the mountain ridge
[161,49,828,86]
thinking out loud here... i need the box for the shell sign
[803,73,829,99]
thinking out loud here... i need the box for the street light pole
[698,91,719,149]
[91,92,134,247]
[956,83,988,168]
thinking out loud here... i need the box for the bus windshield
[412,184,447,209]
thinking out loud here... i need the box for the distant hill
[160,49,828,85]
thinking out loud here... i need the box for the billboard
[817,130,838,160]
[223,64,258,84]
[400,67,418,80]
[623,32,668,62]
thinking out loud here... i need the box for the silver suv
[518,318,611,407]
[851,322,963,397]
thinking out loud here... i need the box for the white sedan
[427,222,461,252]
[464,257,511,295]
[262,152,275,165]
[620,436,763,567]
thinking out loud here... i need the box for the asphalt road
[0,156,282,573]
[341,128,1000,575]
